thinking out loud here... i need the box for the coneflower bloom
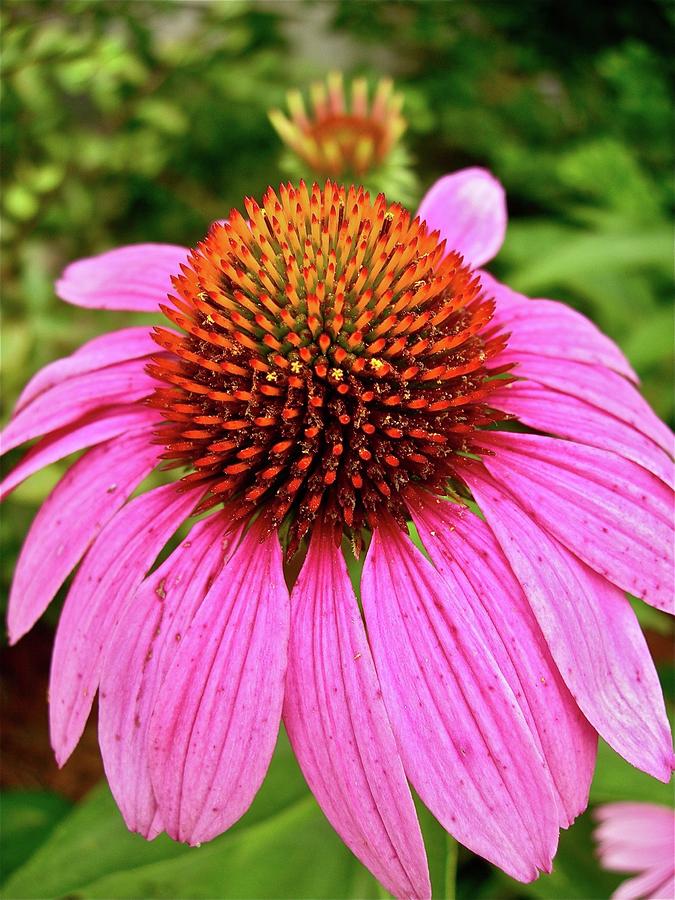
[269,71,406,178]
[2,168,673,899]
[594,803,675,899]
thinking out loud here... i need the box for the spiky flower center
[149,181,509,553]
[269,73,406,177]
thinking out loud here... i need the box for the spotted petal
[409,494,597,828]
[362,520,559,882]
[8,430,159,644]
[49,483,200,765]
[465,465,673,781]
[284,521,430,899]
[478,433,674,612]
[99,511,240,838]
[147,520,289,845]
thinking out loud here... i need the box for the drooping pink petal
[409,493,597,828]
[361,519,559,883]
[495,353,673,456]
[49,483,200,765]
[147,518,289,846]
[1,360,156,455]
[56,244,189,312]
[14,327,158,414]
[8,430,159,645]
[492,380,674,487]
[481,272,638,383]
[478,433,674,612]
[416,168,507,268]
[284,521,430,899]
[465,465,673,781]
[99,511,241,839]
[0,405,157,499]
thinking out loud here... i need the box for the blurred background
[1,1,673,898]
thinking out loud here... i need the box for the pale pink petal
[478,433,674,612]
[613,868,674,900]
[361,520,559,883]
[496,353,673,456]
[56,244,189,312]
[99,511,241,839]
[482,272,638,383]
[465,465,673,781]
[409,493,597,828]
[147,519,289,845]
[14,327,158,414]
[416,168,507,267]
[284,521,430,899]
[8,430,159,645]
[492,380,674,487]
[1,360,156,455]
[0,405,158,500]
[596,804,675,871]
[49,483,200,765]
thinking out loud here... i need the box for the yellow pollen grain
[370,357,384,370]
[330,367,344,381]
[290,360,302,373]
[265,371,278,382]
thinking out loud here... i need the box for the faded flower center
[149,181,509,553]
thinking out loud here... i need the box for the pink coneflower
[594,803,675,899]
[2,169,673,899]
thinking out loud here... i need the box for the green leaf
[506,228,671,297]
[0,792,72,883]
[1,730,381,900]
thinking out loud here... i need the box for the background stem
[445,834,458,900]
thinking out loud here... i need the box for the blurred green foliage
[1,1,673,898]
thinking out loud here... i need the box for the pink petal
[361,520,559,883]
[8,430,159,645]
[595,804,675,871]
[478,433,674,612]
[14,327,158,414]
[98,511,241,839]
[147,519,289,845]
[1,360,157,455]
[496,353,673,456]
[49,483,200,765]
[284,521,430,899]
[492,380,674,487]
[409,494,597,828]
[613,867,674,900]
[0,405,157,500]
[465,465,673,781]
[56,244,189,312]
[416,168,507,267]
[482,272,638,383]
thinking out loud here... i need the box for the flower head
[269,72,406,178]
[149,181,507,554]
[594,803,675,900]
[2,168,673,899]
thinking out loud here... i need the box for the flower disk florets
[149,181,509,553]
